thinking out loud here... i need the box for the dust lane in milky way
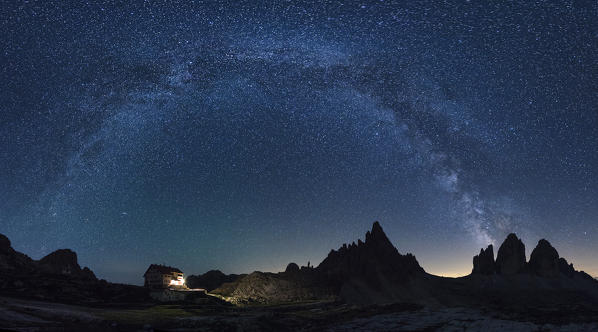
[1,1,597,284]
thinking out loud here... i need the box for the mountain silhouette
[1,222,597,307]
[318,221,424,283]
[0,233,148,303]
[495,233,526,275]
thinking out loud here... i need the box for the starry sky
[1,1,597,284]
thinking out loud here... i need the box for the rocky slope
[212,222,430,305]
[0,233,148,304]
[0,234,35,269]
[2,223,597,309]
[210,268,334,304]
[316,221,429,304]
[214,223,598,307]
[317,221,424,283]
[186,270,244,291]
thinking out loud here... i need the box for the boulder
[285,262,300,273]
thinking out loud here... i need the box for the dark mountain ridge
[1,222,597,308]
[472,233,594,281]
[0,234,148,303]
[317,221,424,283]
[210,221,428,304]
[212,222,598,306]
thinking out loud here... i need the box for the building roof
[143,264,183,277]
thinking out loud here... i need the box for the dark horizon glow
[1,1,597,285]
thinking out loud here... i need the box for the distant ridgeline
[208,222,598,305]
[1,222,597,306]
[0,234,149,303]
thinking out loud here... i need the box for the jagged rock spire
[472,245,495,275]
[317,221,424,284]
[495,233,526,275]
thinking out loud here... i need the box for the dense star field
[1,1,597,284]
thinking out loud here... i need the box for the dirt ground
[2,296,598,331]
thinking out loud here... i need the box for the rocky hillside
[316,221,429,304]
[0,234,36,271]
[210,268,335,304]
[318,221,424,283]
[2,223,597,308]
[213,223,598,306]
[212,222,429,305]
[186,270,244,291]
[0,233,149,304]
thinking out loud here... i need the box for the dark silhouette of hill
[471,233,595,281]
[315,221,428,304]
[186,270,244,291]
[212,222,598,306]
[1,222,597,309]
[0,234,148,304]
[317,221,424,282]
[213,222,431,304]
[192,220,427,302]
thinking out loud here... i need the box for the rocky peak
[0,233,35,270]
[38,249,96,280]
[473,234,597,281]
[495,233,526,275]
[363,221,402,257]
[39,249,79,269]
[529,239,560,277]
[317,222,424,284]
[0,234,12,253]
[365,221,387,243]
[472,245,495,275]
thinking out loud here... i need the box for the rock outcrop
[495,233,526,275]
[0,233,148,304]
[314,222,427,304]
[0,234,11,252]
[471,234,597,283]
[317,221,424,285]
[210,270,331,304]
[38,249,97,280]
[472,245,495,275]
[186,270,243,291]
[555,257,595,281]
[213,222,426,305]
[528,239,560,277]
[0,234,35,271]
[285,262,300,273]
[558,257,576,277]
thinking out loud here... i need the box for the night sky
[1,1,597,284]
